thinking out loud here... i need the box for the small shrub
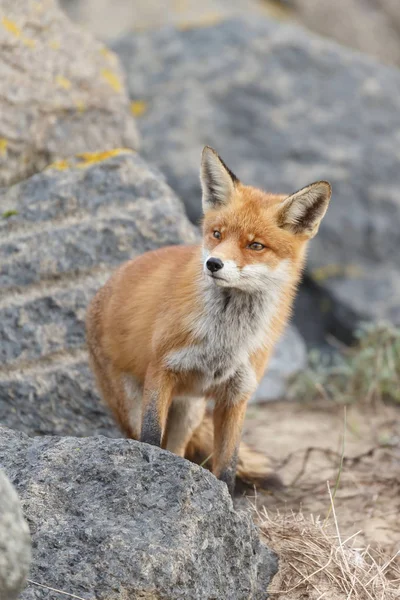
[290,322,400,405]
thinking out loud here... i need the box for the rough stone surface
[0,150,198,437]
[0,426,278,599]
[113,17,400,337]
[0,0,139,187]
[0,469,31,600]
[0,358,120,437]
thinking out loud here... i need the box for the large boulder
[0,150,198,436]
[0,470,31,600]
[113,17,400,338]
[0,149,305,438]
[0,0,139,187]
[0,426,278,599]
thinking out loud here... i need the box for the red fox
[86,147,331,495]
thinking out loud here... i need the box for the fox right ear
[200,147,238,212]
[277,181,332,238]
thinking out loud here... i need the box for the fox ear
[200,146,239,212]
[277,181,331,237]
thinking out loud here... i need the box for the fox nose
[206,257,224,273]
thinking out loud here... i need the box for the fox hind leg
[86,337,142,439]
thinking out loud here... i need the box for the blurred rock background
[1,1,400,597]
[60,0,400,68]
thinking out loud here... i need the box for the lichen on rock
[0,0,139,187]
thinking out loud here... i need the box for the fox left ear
[200,146,239,212]
[277,181,332,237]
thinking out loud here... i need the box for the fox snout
[206,257,224,273]
[203,254,239,287]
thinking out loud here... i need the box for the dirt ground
[241,399,400,596]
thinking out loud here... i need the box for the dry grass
[243,323,400,598]
[255,494,400,600]
[244,399,400,598]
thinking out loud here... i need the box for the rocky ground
[1,0,400,598]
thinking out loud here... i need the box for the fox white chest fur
[165,261,287,396]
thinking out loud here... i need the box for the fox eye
[248,242,264,251]
[213,230,221,239]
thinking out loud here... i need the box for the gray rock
[0,426,278,599]
[0,0,139,187]
[251,325,307,403]
[291,0,400,68]
[0,469,31,600]
[0,150,198,437]
[0,359,120,438]
[113,17,400,337]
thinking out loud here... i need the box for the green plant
[2,209,18,218]
[290,322,400,405]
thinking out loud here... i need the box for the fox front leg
[212,396,248,495]
[141,367,174,447]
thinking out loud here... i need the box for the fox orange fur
[86,147,331,495]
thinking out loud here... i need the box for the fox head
[200,146,331,293]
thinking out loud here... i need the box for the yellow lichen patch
[101,69,122,93]
[0,138,8,157]
[75,149,132,168]
[2,17,21,37]
[130,100,148,117]
[100,46,117,64]
[49,39,60,50]
[48,159,69,170]
[22,37,36,48]
[311,263,363,282]
[55,75,72,90]
[75,100,86,113]
[177,13,224,31]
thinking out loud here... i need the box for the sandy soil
[243,399,400,555]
